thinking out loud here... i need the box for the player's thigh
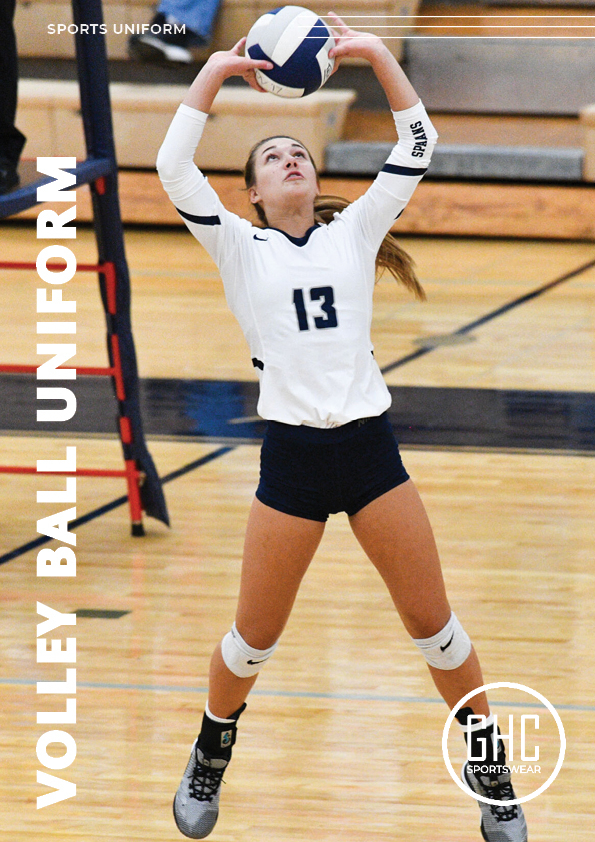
[235,496,325,648]
[348,479,451,638]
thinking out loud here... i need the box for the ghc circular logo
[442,682,566,806]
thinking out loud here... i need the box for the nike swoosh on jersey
[253,234,269,241]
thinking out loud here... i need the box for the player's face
[249,138,319,213]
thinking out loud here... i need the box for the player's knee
[412,611,471,670]
[221,622,278,678]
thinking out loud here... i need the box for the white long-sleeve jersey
[157,100,437,428]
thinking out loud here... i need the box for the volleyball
[245,6,335,98]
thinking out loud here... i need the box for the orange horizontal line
[0,466,138,478]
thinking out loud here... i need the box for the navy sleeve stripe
[381,163,427,177]
[176,208,221,226]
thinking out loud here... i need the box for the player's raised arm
[325,13,437,254]
[181,37,273,113]
[157,37,272,184]
[156,37,272,185]
[327,13,437,177]
[156,41,272,263]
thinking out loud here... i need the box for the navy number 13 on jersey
[293,286,338,331]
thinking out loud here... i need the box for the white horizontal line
[305,35,595,39]
[317,26,595,29]
[321,14,595,17]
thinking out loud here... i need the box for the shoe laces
[189,755,225,802]
[481,776,518,822]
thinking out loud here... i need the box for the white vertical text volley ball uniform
[156,101,438,430]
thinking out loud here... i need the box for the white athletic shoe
[173,741,228,839]
[130,34,193,63]
[462,761,528,842]
[128,13,204,65]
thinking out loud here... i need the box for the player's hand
[326,12,385,69]
[206,37,272,92]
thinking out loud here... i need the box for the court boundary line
[1,677,592,712]
[0,445,234,566]
[381,255,595,374]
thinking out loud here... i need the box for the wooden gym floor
[1,213,594,840]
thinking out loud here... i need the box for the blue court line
[1,677,593,712]
[0,445,234,566]
[381,255,595,375]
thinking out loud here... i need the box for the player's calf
[173,625,278,838]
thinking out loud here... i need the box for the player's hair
[244,136,425,301]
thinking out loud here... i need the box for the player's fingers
[328,55,343,75]
[329,29,356,48]
[243,69,268,93]
[327,11,349,33]
[328,41,351,59]
[247,78,268,93]
[231,36,247,54]
[239,56,273,70]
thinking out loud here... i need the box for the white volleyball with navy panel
[245,6,335,98]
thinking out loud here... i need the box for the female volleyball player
[157,13,527,842]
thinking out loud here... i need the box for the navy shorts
[255,411,410,522]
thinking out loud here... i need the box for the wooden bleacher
[15,79,356,169]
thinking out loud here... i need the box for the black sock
[197,703,246,760]
[456,706,506,769]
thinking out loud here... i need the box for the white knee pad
[221,622,278,678]
[413,612,471,670]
